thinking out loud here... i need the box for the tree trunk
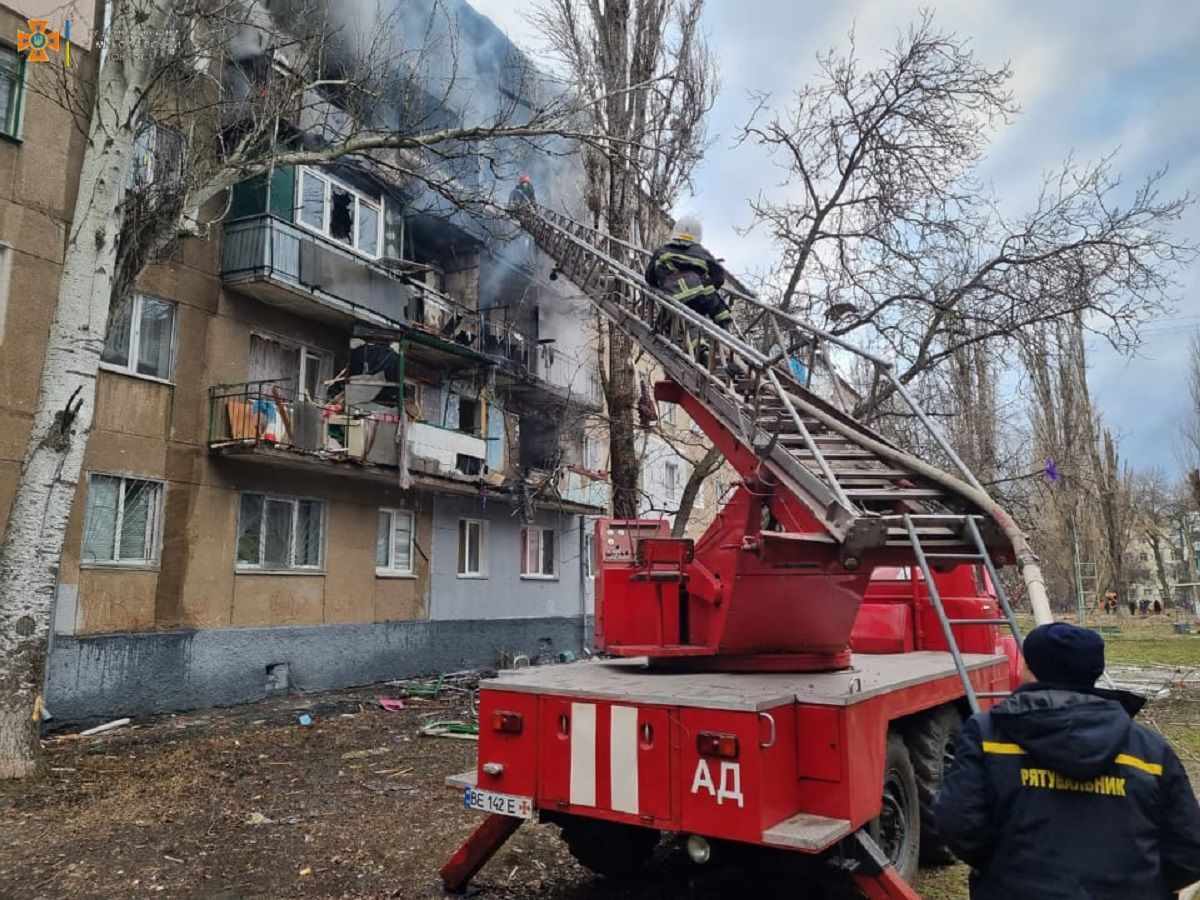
[1146,532,1173,608]
[0,16,150,777]
[672,445,722,537]
[607,328,640,517]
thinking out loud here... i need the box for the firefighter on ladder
[646,216,744,378]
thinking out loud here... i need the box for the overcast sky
[469,0,1200,475]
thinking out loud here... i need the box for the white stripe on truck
[569,702,596,807]
[609,705,640,814]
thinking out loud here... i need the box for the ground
[1,619,1196,900]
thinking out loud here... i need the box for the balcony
[479,314,603,409]
[557,467,611,509]
[221,215,411,328]
[207,381,486,482]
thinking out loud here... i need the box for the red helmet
[519,174,531,184]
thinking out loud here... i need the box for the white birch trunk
[0,0,167,778]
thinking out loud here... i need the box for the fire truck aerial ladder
[439,204,1052,899]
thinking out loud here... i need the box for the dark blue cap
[1022,622,1105,687]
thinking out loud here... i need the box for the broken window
[82,474,163,565]
[520,526,555,578]
[295,166,383,257]
[236,492,325,570]
[376,508,414,574]
[458,395,479,434]
[457,518,486,577]
[101,295,178,381]
[248,333,328,398]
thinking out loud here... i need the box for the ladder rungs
[925,553,984,561]
[976,692,1011,698]
[844,488,946,499]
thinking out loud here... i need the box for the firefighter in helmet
[645,216,742,377]
[509,174,536,208]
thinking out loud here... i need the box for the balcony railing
[221,215,410,326]
[207,381,486,478]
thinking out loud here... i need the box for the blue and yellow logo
[17,19,72,67]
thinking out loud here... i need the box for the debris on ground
[377,697,406,712]
[420,721,480,740]
[79,717,131,737]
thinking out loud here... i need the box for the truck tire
[559,816,659,879]
[868,732,921,884]
[905,705,963,865]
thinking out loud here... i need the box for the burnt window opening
[456,454,482,476]
[329,184,355,245]
[458,396,479,434]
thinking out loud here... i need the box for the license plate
[463,786,535,819]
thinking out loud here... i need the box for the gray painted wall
[45,616,587,725]
[429,495,590,621]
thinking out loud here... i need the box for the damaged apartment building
[0,0,609,720]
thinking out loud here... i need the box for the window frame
[520,525,557,580]
[0,41,25,140]
[235,492,326,572]
[99,294,179,384]
[664,461,679,503]
[376,507,416,577]
[80,472,165,568]
[295,166,384,259]
[457,517,488,578]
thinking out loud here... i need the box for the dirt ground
[1,628,1197,900]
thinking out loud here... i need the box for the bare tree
[737,15,1194,424]
[0,0,623,778]
[535,0,716,517]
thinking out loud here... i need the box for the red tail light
[696,732,738,759]
[491,710,524,734]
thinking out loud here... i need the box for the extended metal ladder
[904,514,1025,712]
[514,203,1005,558]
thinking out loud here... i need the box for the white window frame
[99,294,179,384]
[248,331,330,398]
[377,508,416,577]
[235,492,325,572]
[295,166,384,259]
[457,517,488,578]
[520,525,556,579]
[664,461,679,503]
[661,401,677,425]
[80,473,164,568]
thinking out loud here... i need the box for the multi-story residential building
[0,2,609,721]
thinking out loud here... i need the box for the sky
[468,0,1200,475]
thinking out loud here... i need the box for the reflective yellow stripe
[1114,753,1162,776]
[982,741,1025,755]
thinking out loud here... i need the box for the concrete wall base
[45,616,592,725]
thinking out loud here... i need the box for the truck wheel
[559,816,659,879]
[905,705,963,865]
[868,733,920,883]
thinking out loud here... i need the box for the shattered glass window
[329,184,355,246]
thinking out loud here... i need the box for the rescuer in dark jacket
[508,174,536,208]
[645,216,743,377]
[934,622,1200,899]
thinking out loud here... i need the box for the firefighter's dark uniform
[645,237,733,330]
[508,181,536,208]
[935,683,1200,899]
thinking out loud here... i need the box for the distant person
[935,622,1200,899]
[645,216,743,377]
[508,173,536,208]
[1140,598,1151,617]
[1153,598,1163,615]
[1129,598,1137,616]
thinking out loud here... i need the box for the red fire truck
[438,208,1047,898]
